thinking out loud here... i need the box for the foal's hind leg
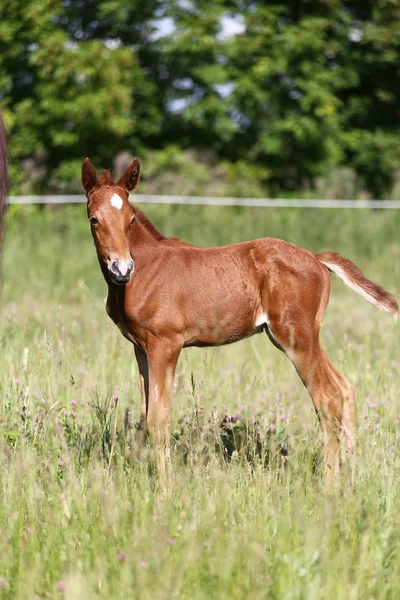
[331,348,357,487]
[306,346,357,485]
[266,316,357,486]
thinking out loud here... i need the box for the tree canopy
[1,0,399,197]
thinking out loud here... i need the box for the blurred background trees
[1,0,399,197]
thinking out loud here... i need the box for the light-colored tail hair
[317,252,399,322]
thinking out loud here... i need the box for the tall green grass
[0,204,399,599]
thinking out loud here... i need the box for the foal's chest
[106,290,143,348]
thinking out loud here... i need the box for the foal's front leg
[134,345,149,429]
[145,339,181,483]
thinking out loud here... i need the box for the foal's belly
[184,324,265,348]
[182,303,267,348]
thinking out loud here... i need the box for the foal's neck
[129,207,169,247]
[129,214,163,247]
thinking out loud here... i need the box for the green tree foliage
[0,0,160,191]
[164,0,400,195]
[0,0,399,196]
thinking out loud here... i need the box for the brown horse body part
[82,158,398,485]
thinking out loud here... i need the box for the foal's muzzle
[109,258,134,284]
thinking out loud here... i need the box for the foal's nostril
[110,261,121,276]
[109,259,134,283]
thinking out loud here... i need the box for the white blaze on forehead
[110,193,123,210]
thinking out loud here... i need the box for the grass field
[0,203,399,599]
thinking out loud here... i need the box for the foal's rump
[248,238,398,344]
[253,238,398,322]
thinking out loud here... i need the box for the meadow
[0,203,399,599]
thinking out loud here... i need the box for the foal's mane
[97,169,168,241]
[97,169,115,187]
[133,206,168,241]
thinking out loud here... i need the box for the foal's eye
[89,216,99,225]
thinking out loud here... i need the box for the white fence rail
[8,194,400,209]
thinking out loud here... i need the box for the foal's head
[81,158,140,284]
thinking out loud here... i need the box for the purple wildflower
[167,538,176,546]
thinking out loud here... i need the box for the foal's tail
[317,252,399,322]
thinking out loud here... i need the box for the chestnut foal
[82,157,398,485]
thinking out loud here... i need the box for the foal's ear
[81,158,98,194]
[117,158,140,192]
